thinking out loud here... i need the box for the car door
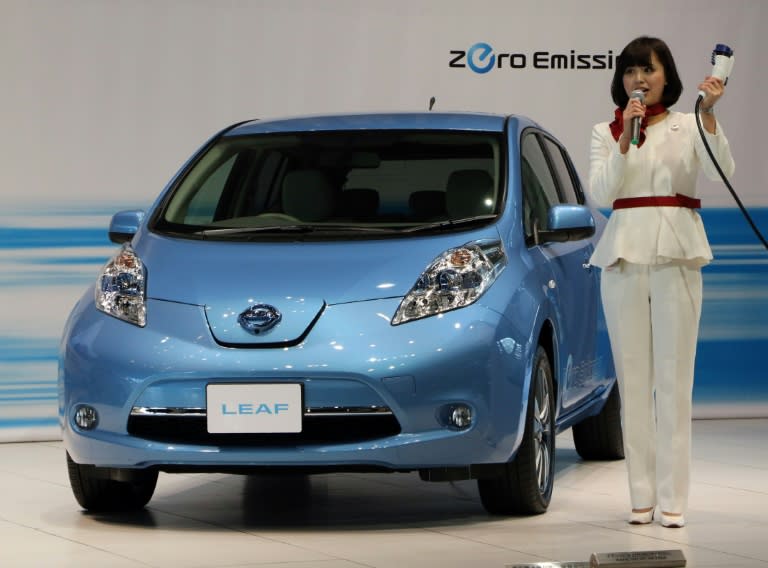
[520,131,601,413]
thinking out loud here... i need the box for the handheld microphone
[630,89,645,145]
[698,44,734,99]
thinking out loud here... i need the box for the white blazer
[588,111,735,268]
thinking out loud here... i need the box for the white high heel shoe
[660,512,686,528]
[628,507,655,525]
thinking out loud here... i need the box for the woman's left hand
[698,76,726,109]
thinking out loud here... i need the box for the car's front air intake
[127,406,401,446]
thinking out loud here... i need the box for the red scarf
[609,103,667,148]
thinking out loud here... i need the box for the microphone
[698,43,734,99]
[630,89,645,145]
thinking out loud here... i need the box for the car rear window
[154,131,503,239]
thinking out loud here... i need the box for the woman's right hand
[619,97,646,153]
[622,97,646,139]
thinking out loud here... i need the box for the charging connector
[696,44,766,249]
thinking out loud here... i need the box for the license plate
[206,383,303,433]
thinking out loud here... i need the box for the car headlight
[392,240,506,325]
[95,244,146,327]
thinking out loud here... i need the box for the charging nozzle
[699,43,734,99]
[693,46,768,251]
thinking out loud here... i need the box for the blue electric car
[59,112,623,515]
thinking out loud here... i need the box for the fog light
[449,404,472,429]
[74,405,98,430]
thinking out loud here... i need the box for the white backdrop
[1,0,766,441]
[2,0,766,208]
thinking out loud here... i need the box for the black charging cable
[695,96,768,250]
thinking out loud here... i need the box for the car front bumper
[60,292,534,470]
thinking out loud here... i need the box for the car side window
[541,137,583,205]
[521,133,561,241]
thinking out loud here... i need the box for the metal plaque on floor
[506,549,686,568]
[590,549,686,567]
[507,563,589,568]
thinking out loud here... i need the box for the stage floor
[1,419,766,567]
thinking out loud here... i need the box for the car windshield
[154,130,503,240]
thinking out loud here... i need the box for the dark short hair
[610,36,683,108]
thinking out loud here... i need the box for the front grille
[127,408,401,446]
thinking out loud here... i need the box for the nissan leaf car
[59,112,624,515]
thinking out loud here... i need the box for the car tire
[478,345,555,515]
[66,452,158,512]
[571,382,625,460]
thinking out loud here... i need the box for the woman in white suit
[588,36,735,528]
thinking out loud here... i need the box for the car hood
[134,229,500,345]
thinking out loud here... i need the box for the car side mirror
[536,204,595,244]
[109,210,145,244]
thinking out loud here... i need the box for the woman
[588,36,735,528]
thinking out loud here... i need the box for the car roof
[226,112,535,136]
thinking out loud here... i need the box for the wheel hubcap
[533,365,552,494]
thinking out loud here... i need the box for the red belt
[612,193,701,210]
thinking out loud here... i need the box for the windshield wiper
[197,225,316,237]
[399,215,498,233]
[197,224,396,238]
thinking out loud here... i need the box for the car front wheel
[478,345,555,515]
[66,452,158,512]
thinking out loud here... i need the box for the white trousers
[601,260,702,514]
